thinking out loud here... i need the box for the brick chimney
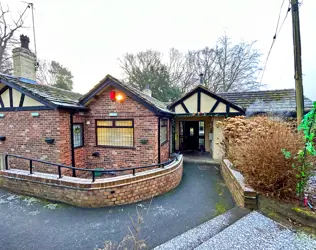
[143,84,152,97]
[12,34,37,81]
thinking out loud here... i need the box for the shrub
[282,102,316,196]
[219,116,304,201]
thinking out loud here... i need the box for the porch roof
[169,85,245,116]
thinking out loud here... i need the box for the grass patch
[215,203,227,216]
[292,207,316,218]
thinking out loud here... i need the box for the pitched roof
[0,73,85,110]
[2,72,313,115]
[168,84,245,112]
[218,89,314,114]
[79,74,173,115]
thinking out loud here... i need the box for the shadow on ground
[0,161,234,250]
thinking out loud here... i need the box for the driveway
[0,161,234,250]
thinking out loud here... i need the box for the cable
[16,3,31,25]
[274,0,286,37]
[259,1,291,84]
[276,5,291,38]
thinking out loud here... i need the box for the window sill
[161,140,169,146]
[95,145,136,150]
[74,145,84,149]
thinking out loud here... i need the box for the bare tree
[187,47,220,92]
[215,35,262,92]
[119,35,261,98]
[37,59,54,85]
[37,60,74,90]
[168,48,195,93]
[0,3,27,74]
[188,35,262,92]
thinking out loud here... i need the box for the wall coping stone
[223,159,256,194]
[221,159,259,209]
[0,155,183,190]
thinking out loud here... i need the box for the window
[160,119,168,145]
[96,119,134,147]
[199,121,205,136]
[198,121,205,148]
[73,124,83,148]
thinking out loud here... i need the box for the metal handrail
[4,153,180,182]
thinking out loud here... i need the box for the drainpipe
[158,117,161,164]
[70,112,76,176]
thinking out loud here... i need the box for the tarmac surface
[0,161,234,250]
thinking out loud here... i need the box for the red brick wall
[0,110,72,174]
[0,156,183,208]
[74,87,167,170]
[0,88,171,174]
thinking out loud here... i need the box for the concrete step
[195,211,316,250]
[153,207,249,250]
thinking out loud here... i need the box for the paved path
[0,162,234,250]
[196,211,316,250]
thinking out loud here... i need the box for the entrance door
[184,121,199,150]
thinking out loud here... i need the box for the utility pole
[291,0,304,126]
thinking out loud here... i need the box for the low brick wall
[0,155,183,208]
[220,159,258,209]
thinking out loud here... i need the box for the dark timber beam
[197,91,201,112]
[210,100,220,113]
[180,102,189,113]
[19,94,25,107]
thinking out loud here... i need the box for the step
[153,207,249,250]
[195,211,316,250]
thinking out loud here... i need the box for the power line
[259,0,291,84]
[275,0,286,36]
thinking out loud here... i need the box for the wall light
[115,93,124,102]
[109,91,125,102]
[31,112,40,117]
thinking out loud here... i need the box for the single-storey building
[0,36,314,174]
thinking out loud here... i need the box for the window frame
[95,119,135,149]
[73,123,84,149]
[160,118,169,146]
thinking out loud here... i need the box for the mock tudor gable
[169,85,245,116]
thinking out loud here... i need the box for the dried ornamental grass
[220,116,304,201]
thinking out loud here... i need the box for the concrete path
[154,207,249,250]
[196,211,316,250]
[0,161,234,250]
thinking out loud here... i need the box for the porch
[173,116,225,161]
[169,85,245,161]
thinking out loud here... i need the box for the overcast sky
[3,0,316,100]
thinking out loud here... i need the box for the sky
[2,0,316,101]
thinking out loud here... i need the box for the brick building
[0,36,314,174]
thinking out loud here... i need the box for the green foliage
[281,148,291,159]
[49,61,74,91]
[120,50,182,102]
[282,101,316,196]
[131,64,181,102]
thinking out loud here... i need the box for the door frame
[179,120,205,151]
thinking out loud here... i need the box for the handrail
[4,153,180,182]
